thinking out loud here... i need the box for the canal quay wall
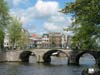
[0,51,23,62]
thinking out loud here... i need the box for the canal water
[0,54,96,75]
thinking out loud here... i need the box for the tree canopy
[8,17,22,49]
[0,0,29,50]
[0,0,9,28]
[0,28,4,49]
[0,0,9,49]
[8,17,29,50]
[62,0,100,50]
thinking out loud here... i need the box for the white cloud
[9,0,59,23]
[35,0,59,18]
[44,13,72,32]
[9,9,29,24]
[23,24,36,34]
[44,22,61,31]
[47,13,68,23]
[8,0,72,34]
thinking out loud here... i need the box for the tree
[19,29,29,49]
[0,28,4,49]
[0,0,9,49]
[62,0,100,50]
[8,17,22,49]
[0,0,9,28]
[8,17,29,50]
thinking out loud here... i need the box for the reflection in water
[0,55,96,75]
[29,56,36,63]
[51,56,68,65]
[79,53,96,67]
[0,62,82,75]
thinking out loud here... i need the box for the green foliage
[0,28,4,49]
[19,29,29,49]
[0,0,8,15]
[0,0,9,28]
[0,0,9,49]
[8,17,22,49]
[8,17,29,50]
[62,0,100,50]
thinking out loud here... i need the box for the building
[29,32,69,49]
[4,32,10,49]
[42,34,50,48]
[4,28,30,50]
[49,32,62,48]
[29,34,42,48]
[36,37,42,48]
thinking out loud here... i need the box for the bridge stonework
[0,49,100,68]
[0,49,72,63]
[68,50,100,67]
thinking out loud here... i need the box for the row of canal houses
[4,31,71,49]
[29,32,71,49]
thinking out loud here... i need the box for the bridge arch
[75,50,98,65]
[19,51,36,62]
[43,50,68,63]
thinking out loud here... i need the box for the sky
[6,0,74,35]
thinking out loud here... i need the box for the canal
[0,54,96,75]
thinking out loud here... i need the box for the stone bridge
[0,49,100,67]
[68,50,100,67]
[0,49,72,63]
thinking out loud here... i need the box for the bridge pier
[68,56,78,65]
[68,51,79,65]
[36,55,44,63]
[96,58,100,68]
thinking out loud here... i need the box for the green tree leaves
[0,28,4,49]
[8,17,29,50]
[8,18,22,49]
[0,0,9,28]
[0,0,9,49]
[62,0,100,50]
[0,0,29,50]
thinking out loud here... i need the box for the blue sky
[6,0,74,35]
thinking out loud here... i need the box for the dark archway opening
[79,53,96,67]
[43,50,68,64]
[19,51,36,63]
[76,52,96,67]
